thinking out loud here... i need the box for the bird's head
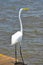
[20,8,30,12]
[19,8,30,15]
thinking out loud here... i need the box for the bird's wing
[11,31,22,45]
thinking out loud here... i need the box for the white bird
[11,8,29,63]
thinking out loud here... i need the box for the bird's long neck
[19,9,23,33]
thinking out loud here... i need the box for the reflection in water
[0,0,43,65]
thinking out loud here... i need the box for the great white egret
[11,8,29,64]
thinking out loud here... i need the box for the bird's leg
[20,43,24,64]
[15,44,17,63]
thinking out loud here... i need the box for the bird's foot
[14,62,27,65]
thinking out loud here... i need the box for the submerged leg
[20,43,24,64]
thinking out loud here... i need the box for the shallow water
[0,0,43,65]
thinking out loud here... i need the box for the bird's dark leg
[15,44,17,63]
[20,43,24,64]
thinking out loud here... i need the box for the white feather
[11,31,22,45]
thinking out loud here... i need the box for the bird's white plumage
[11,31,22,45]
[11,8,29,46]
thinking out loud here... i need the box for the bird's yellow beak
[23,8,29,11]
